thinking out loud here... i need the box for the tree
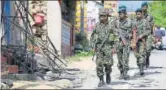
[149,1,166,27]
[75,32,89,49]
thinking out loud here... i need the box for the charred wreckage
[1,0,80,89]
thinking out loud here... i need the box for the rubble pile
[28,0,67,74]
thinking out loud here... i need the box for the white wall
[47,1,62,55]
[0,1,2,40]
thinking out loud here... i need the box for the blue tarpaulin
[3,1,11,44]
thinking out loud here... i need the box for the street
[69,50,166,89]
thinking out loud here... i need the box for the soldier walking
[115,5,132,80]
[90,8,116,87]
[132,8,151,76]
[141,2,154,68]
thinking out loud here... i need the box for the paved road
[73,50,166,89]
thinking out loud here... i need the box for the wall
[1,1,25,45]
[0,1,2,44]
[47,1,72,56]
[10,1,25,45]
[47,1,62,55]
[87,1,103,40]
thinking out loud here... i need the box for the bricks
[1,56,7,64]
[1,54,19,74]
[7,53,13,65]
[7,65,19,74]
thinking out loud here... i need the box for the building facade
[104,1,118,16]
[87,1,104,40]
[75,1,88,33]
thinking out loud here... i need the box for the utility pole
[80,1,84,34]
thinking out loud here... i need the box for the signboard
[62,20,71,46]
[104,1,118,16]
[61,20,72,56]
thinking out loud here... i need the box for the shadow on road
[109,81,128,85]
[129,71,161,80]
[95,86,112,89]
[94,81,128,89]
[130,66,164,70]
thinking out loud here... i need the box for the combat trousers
[134,40,146,66]
[96,45,114,77]
[116,40,130,72]
[146,35,153,61]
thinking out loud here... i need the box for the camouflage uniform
[141,2,154,68]
[114,6,132,79]
[115,18,132,79]
[90,9,116,86]
[142,10,154,68]
[133,12,151,75]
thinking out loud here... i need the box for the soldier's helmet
[99,8,109,15]
[118,5,127,14]
[135,8,142,13]
[141,2,148,7]
[119,5,126,10]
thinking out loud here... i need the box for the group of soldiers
[90,2,154,87]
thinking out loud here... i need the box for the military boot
[123,70,129,80]
[106,73,111,84]
[119,70,124,79]
[145,56,150,68]
[98,75,105,87]
[139,64,145,76]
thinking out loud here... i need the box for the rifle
[132,26,137,49]
[132,25,146,50]
[92,31,111,61]
[92,39,97,61]
[115,19,129,79]
[116,30,127,45]
[115,20,127,45]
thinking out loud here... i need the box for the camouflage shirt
[90,20,116,51]
[115,18,132,39]
[132,18,151,38]
[143,13,154,29]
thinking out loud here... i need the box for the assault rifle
[132,25,146,50]
[116,30,127,45]
[115,20,127,45]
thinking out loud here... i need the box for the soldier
[141,2,154,68]
[133,8,151,76]
[90,8,116,87]
[115,6,132,80]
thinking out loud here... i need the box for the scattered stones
[1,83,10,89]
[51,79,74,89]
[7,74,37,81]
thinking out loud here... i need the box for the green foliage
[75,32,89,49]
[68,51,94,61]
[75,51,94,57]
[149,1,166,27]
